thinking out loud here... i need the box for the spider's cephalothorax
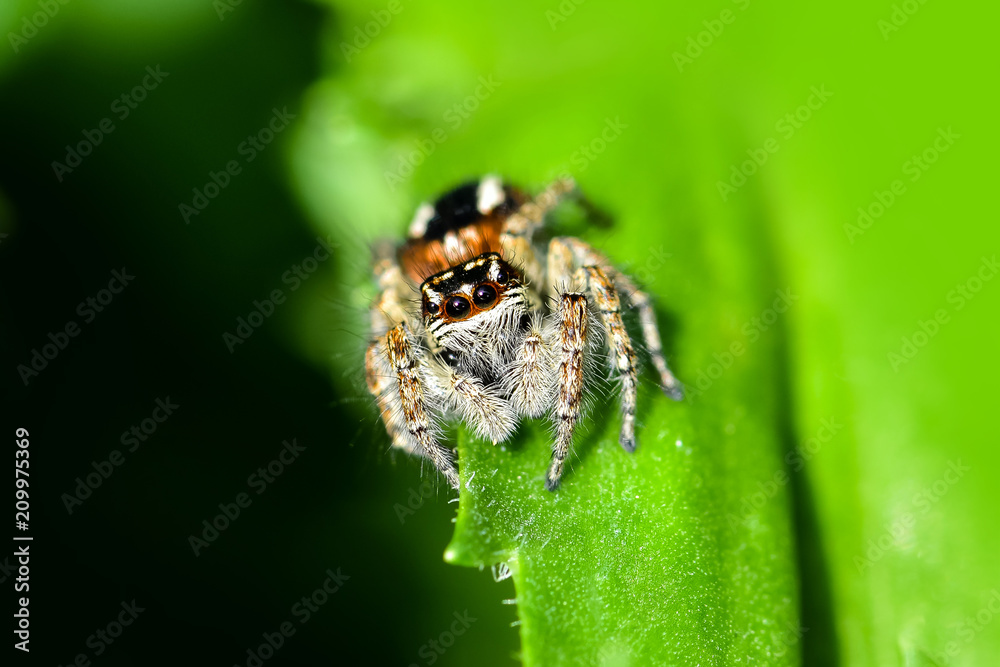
[366,176,683,491]
[420,252,528,379]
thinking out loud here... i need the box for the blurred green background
[2,0,998,665]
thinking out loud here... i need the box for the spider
[365,176,683,491]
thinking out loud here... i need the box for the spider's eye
[441,350,461,367]
[424,298,440,315]
[445,295,471,319]
[472,283,498,308]
[495,267,509,284]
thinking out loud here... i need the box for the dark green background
[1,1,518,665]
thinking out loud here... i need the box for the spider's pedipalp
[503,312,556,419]
[425,356,518,445]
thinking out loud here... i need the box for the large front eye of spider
[445,295,471,319]
[472,283,498,308]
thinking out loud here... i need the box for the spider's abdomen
[399,176,524,283]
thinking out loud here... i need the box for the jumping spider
[365,176,682,491]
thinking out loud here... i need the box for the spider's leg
[369,246,413,339]
[505,176,576,237]
[500,177,576,287]
[384,324,459,489]
[366,338,421,456]
[367,248,458,488]
[557,236,683,399]
[540,237,599,490]
[577,265,640,452]
[366,250,426,456]
[546,292,590,491]
[607,269,683,399]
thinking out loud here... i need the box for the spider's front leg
[382,324,460,489]
[546,237,645,464]
[366,257,426,458]
[547,293,591,490]
[366,340,417,456]
[366,254,459,487]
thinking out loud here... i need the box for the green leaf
[291,60,800,664]
[438,165,802,667]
